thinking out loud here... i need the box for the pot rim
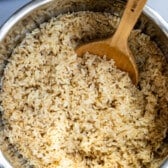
[0,0,168,42]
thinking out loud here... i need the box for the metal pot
[0,0,168,167]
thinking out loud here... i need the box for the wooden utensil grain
[76,0,147,85]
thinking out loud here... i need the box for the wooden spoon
[76,0,147,85]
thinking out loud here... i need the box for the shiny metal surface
[0,0,168,167]
[0,0,53,41]
[160,158,168,168]
[0,151,12,168]
[144,6,168,36]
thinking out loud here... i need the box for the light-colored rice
[1,11,168,168]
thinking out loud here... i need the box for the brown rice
[1,11,168,168]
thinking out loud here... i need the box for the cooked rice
[1,11,168,168]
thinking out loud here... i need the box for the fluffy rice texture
[1,12,168,168]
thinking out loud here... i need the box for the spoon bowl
[76,38,138,84]
[76,0,147,85]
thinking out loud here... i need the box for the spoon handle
[110,0,147,46]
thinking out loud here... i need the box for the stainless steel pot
[0,0,168,167]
